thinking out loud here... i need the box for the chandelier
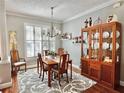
[46,7,72,39]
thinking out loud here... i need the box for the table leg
[48,65,51,87]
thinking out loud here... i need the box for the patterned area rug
[18,69,96,93]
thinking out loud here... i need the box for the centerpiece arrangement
[48,51,57,58]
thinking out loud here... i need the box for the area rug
[18,69,96,93]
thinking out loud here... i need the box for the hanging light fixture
[46,7,60,38]
[46,7,72,39]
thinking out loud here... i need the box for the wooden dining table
[42,56,58,87]
[38,56,72,87]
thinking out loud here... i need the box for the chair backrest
[57,48,64,56]
[10,49,20,63]
[59,54,69,73]
[43,50,49,56]
[38,53,42,59]
[37,53,43,67]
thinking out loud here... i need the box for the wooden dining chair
[43,50,49,56]
[57,48,64,56]
[37,53,41,73]
[51,54,69,85]
[37,53,48,81]
[10,49,26,73]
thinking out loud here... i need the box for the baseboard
[71,64,81,74]
[27,65,37,69]
[120,81,124,86]
[72,64,80,69]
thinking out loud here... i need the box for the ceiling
[6,0,113,21]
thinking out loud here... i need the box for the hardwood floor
[83,84,122,93]
[72,66,124,93]
[0,73,19,93]
[1,69,124,93]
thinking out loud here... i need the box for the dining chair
[37,53,41,73]
[10,49,26,73]
[43,50,49,56]
[51,53,69,85]
[37,53,48,81]
[57,48,64,56]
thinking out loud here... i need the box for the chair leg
[66,71,69,83]
[54,72,57,79]
[25,64,26,72]
[39,65,42,78]
[15,66,17,73]
[39,67,42,78]
[61,74,63,78]
[39,72,41,78]
[12,66,13,73]
[37,60,39,74]
[18,67,20,71]
[42,70,44,81]
[58,74,61,86]
[51,72,54,81]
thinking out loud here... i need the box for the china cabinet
[81,22,121,89]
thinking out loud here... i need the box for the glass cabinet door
[113,28,121,63]
[116,29,121,63]
[90,28,100,61]
[82,31,89,58]
[101,27,113,63]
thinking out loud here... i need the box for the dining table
[42,56,58,87]
[38,56,72,87]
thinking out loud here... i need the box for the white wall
[63,5,124,81]
[0,0,8,60]
[7,14,62,64]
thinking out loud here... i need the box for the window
[25,25,55,57]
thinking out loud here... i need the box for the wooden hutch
[81,22,121,89]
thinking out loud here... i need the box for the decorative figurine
[84,19,88,28]
[107,14,118,23]
[93,17,102,25]
[89,17,92,26]
[107,15,113,22]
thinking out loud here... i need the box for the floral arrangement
[48,51,56,56]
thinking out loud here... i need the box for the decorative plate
[116,31,120,38]
[103,31,109,38]
[110,42,119,50]
[94,32,99,39]
[110,30,120,38]
[94,42,99,49]
[102,42,109,49]
[116,42,119,50]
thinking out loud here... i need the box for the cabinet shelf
[91,38,99,40]
[101,62,112,66]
